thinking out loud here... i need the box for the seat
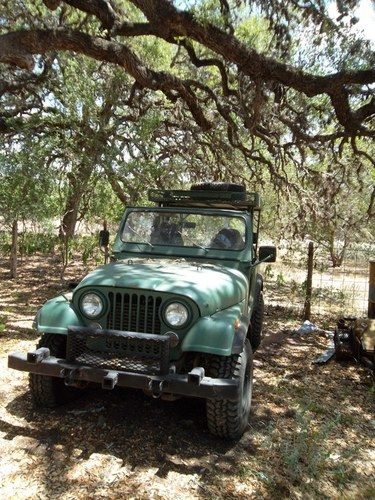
[210,228,244,250]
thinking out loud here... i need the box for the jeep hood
[75,260,248,315]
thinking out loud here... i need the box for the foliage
[18,232,58,255]
[0,0,373,271]
[0,140,59,226]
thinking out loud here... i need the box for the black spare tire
[190,182,245,192]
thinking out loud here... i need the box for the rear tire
[206,340,253,439]
[250,292,264,351]
[29,333,82,408]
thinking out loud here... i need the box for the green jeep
[9,183,276,439]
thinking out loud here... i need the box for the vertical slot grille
[107,292,162,334]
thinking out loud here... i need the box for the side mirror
[259,245,277,263]
[99,227,110,264]
[99,229,110,247]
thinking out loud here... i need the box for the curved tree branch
[127,0,374,130]
[178,39,236,97]
[0,29,212,130]
[3,0,375,136]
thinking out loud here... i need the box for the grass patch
[279,409,341,484]
[360,485,375,499]
[0,314,6,333]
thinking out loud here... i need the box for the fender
[231,314,251,354]
[181,301,247,356]
[35,295,85,335]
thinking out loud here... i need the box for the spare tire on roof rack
[148,186,260,211]
[190,182,246,193]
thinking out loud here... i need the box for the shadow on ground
[0,256,374,498]
[3,326,374,499]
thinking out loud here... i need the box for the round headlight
[81,293,103,318]
[164,302,188,327]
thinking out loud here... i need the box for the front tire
[250,292,264,351]
[206,340,253,439]
[29,333,82,408]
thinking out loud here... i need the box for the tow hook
[188,367,205,385]
[148,378,165,398]
[27,347,50,363]
[61,368,81,387]
[102,372,118,390]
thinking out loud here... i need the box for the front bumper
[8,349,240,400]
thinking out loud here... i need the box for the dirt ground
[0,255,374,499]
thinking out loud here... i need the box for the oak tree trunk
[60,192,82,239]
[59,164,93,239]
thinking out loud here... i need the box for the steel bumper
[8,350,240,400]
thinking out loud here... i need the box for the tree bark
[303,241,314,321]
[59,164,93,239]
[60,192,82,239]
[2,24,373,133]
[10,219,18,279]
[104,167,129,205]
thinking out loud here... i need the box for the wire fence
[264,243,374,324]
[1,221,373,324]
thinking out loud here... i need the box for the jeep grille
[66,327,170,375]
[107,292,162,334]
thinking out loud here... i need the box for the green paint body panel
[35,204,264,357]
[36,293,245,357]
[37,295,84,334]
[75,261,248,316]
[182,301,245,356]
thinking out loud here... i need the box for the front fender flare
[181,301,248,357]
[36,295,85,335]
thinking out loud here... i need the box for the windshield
[122,211,246,251]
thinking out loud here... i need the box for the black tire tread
[190,182,245,192]
[250,292,264,351]
[206,341,252,439]
[29,333,79,408]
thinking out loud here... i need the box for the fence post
[303,241,314,321]
[369,259,375,319]
[99,220,110,265]
[10,219,18,279]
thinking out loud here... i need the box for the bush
[0,231,58,256]
[0,231,11,256]
[71,235,103,265]
[0,230,103,267]
[19,232,58,255]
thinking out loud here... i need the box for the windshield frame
[121,208,247,251]
[113,207,253,262]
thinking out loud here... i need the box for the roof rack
[148,189,261,211]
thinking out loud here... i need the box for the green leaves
[0,141,57,225]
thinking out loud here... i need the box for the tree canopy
[0,1,374,261]
[1,1,374,140]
